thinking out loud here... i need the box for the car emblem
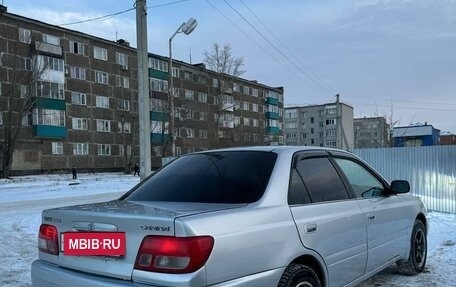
[88,223,96,231]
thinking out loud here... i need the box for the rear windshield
[123,151,277,203]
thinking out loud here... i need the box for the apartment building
[284,101,354,149]
[354,116,390,148]
[0,6,284,174]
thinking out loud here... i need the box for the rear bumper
[31,260,285,287]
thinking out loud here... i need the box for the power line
[58,0,190,26]
[222,0,334,97]
[239,0,337,95]
[205,0,320,90]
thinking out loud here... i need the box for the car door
[289,152,367,287]
[332,156,409,274]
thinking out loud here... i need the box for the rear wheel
[278,263,321,287]
[397,219,427,275]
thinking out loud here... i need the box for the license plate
[62,232,126,256]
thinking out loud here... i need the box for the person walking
[134,163,140,177]
[72,165,77,180]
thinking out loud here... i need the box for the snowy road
[0,173,455,287]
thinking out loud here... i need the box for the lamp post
[169,17,197,157]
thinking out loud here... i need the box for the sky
[4,0,456,133]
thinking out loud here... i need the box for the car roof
[197,145,352,155]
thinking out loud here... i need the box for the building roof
[392,125,440,137]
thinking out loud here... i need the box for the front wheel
[278,263,321,287]
[397,219,427,275]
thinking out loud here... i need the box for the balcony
[34,41,62,57]
[265,97,279,106]
[149,68,168,81]
[150,111,169,122]
[266,126,280,134]
[151,133,170,144]
[33,125,67,139]
[33,97,66,110]
[266,112,279,120]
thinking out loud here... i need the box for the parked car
[31,147,427,287]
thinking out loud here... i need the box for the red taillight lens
[135,236,214,274]
[38,224,59,255]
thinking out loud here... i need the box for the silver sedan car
[31,146,427,287]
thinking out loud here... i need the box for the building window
[310,117,315,124]
[149,78,168,92]
[325,129,336,137]
[185,128,194,138]
[172,67,179,78]
[199,111,207,121]
[71,92,86,106]
[94,47,108,61]
[311,128,314,134]
[42,34,60,46]
[212,78,218,87]
[149,58,168,72]
[98,144,111,156]
[287,133,297,139]
[243,117,250,126]
[325,141,337,147]
[233,83,240,92]
[18,28,31,43]
[20,57,32,71]
[70,66,86,80]
[252,88,258,97]
[39,55,64,72]
[20,85,28,98]
[116,76,129,88]
[311,138,315,145]
[73,143,89,155]
[97,120,111,132]
[253,119,259,127]
[199,130,208,139]
[243,86,250,95]
[118,122,131,133]
[119,145,132,157]
[117,99,130,111]
[94,71,109,84]
[184,71,192,81]
[267,104,278,113]
[52,142,63,155]
[96,96,109,108]
[198,92,207,103]
[72,118,88,130]
[243,102,249,111]
[175,147,182,156]
[326,106,337,115]
[116,52,128,68]
[185,89,194,100]
[151,120,169,134]
[285,109,297,118]
[69,41,85,55]
[32,108,65,126]
[0,112,2,125]
[326,119,337,126]
[252,103,258,112]
[234,116,240,126]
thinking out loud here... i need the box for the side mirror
[390,180,410,194]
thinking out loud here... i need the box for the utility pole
[136,0,151,179]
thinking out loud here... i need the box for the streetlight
[169,17,198,157]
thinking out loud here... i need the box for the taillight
[135,236,214,274]
[38,224,59,255]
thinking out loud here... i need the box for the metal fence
[352,146,456,214]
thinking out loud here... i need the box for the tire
[278,263,322,287]
[396,219,427,275]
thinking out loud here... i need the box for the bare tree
[0,44,47,178]
[203,43,245,147]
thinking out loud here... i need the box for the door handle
[305,224,318,233]
[367,214,376,220]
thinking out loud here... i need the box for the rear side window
[124,151,277,203]
[296,157,349,203]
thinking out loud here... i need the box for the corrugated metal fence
[352,146,456,214]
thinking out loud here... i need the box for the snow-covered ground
[0,173,455,287]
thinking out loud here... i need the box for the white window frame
[149,78,168,92]
[243,102,249,111]
[252,103,258,112]
[199,129,208,139]
[199,111,207,121]
[96,119,111,132]
[117,99,130,111]
[94,46,108,61]
[72,117,88,130]
[32,108,65,126]
[96,96,109,108]
[42,34,60,46]
[69,41,85,55]
[149,58,168,72]
[198,92,207,103]
[52,142,63,155]
[186,128,194,138]
[70,66,86,80]
[73,143,89,155]
[116,52,128,68]
[98,144,111,156]
[172,67,179,77]
[19,28,31,44]
[185,90,194,100]
[71,92,87,106]
[118,122,131,133]
[252,88,258,97]
[95,71,109,85]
